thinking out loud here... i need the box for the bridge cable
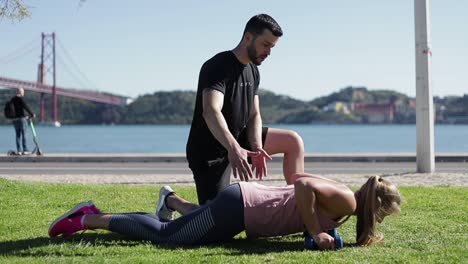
[56,54,91,90]
[0,39,39,66]
[56,37,98,90]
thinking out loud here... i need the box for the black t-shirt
[186,51,260,168]
[11,96,33,118]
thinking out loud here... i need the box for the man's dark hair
[244,14,283,37]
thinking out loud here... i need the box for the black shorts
[192,127,268,205]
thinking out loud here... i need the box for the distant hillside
[0,87,467,124]
[257,89,310,123]
[122,91,196,124]
[311,86,407,106]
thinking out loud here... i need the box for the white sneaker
[156,185,176,220]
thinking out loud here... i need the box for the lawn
[0,178,466,263]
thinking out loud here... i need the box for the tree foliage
[0,87,467,125]
[0,0,30,21]
[0,0,87,21]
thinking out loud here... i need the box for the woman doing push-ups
[49,173,401,250]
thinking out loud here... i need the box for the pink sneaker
[49,201,101,237]
[87,202,101,214]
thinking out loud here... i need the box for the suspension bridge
[0,33,131,126]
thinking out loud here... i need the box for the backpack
[4,99,16,119]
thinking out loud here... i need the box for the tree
[0,0,30,21]
[0,0,86,21]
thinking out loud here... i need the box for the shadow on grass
[201,237,358,257]
[0,233,138,257]
[0,233,358,257]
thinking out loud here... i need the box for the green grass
[0,178,467,263]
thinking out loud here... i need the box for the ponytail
[355,175,401,246]
[356,176,381,245]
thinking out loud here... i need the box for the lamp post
[414,0,435,172]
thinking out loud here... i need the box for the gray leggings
[109,184,244,245]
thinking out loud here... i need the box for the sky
[0,0,467,100]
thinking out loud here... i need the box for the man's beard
[247,42,262,65]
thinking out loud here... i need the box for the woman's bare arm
[294,176,356,249]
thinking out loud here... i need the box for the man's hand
[248,149,272,180]
[312,232,335,250]
[228,144,258,182]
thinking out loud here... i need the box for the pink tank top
[239,182,341,238]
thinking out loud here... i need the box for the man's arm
[247,95,263,150]
[202,89,255,181]
[246,95,271,179]
[20,97,34,117]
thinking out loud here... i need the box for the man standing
[11,87,35,155]
[186,14,305,205]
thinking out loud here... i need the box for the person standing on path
[11,87,35,155]
[186,14,305,206]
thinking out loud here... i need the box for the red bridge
[0,76,130,106]
[1,33,132,125]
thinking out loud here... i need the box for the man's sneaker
[49,201,101,237]
[156,185,176,221]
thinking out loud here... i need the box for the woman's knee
[265,129,304,155]
[285,130,304,154]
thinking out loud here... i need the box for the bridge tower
[38,32,60,126]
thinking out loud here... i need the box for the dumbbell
[304,228,344,250]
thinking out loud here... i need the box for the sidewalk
[2,171,466,187]
[0,153,466,187]
[1,153,468,162]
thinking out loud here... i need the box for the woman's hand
[313,232,335,250]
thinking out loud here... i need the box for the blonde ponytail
[355,176,401,246]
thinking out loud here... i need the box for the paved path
[1,161,466,187]
[1,161,466,175]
